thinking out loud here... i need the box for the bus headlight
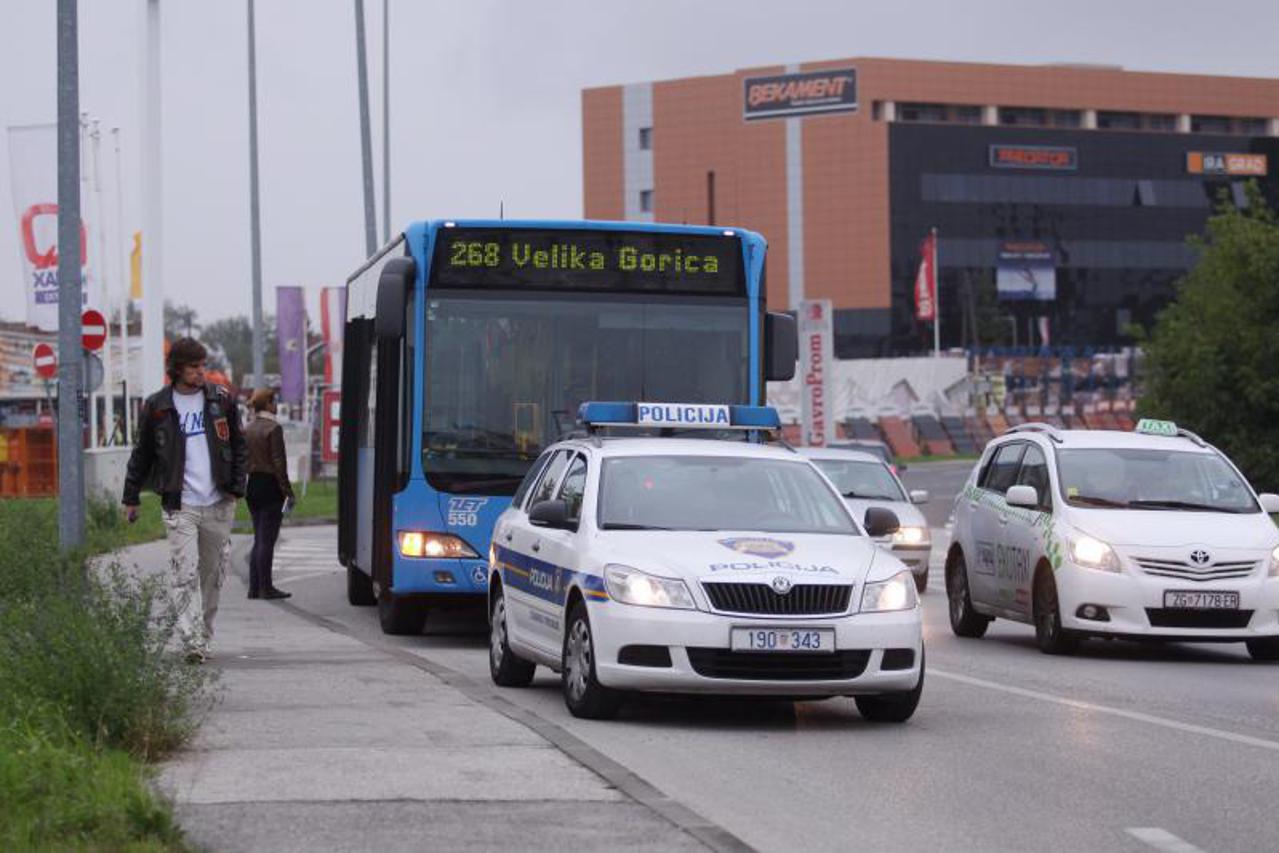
[603,564,695,610]
[861,571,918,612]
[398,531,479,559]
[1070,535,1120,573]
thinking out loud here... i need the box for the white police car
[947,419,1279,659]
[487,402,924,721]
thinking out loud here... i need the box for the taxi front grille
[1145,608,1254,629]
[687,648,870,681]
[701,582,852,616]
[1133,557,1258,583]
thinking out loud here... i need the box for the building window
[1097,111,1140,130]
[1050,110,1083,128]
[999,107,1048,127]
[639,189,653,213]
[954,105,983,124]
[1237,117,1267,136]
[638,127,652,150]
[899,102,947,123]
[1191,114,1232,134]
[1145,113,1177,132]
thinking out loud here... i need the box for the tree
[164,301,199,339]
[200,314,278,385]
[1139,184,1279,491]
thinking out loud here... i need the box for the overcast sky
[3,0,1278,327]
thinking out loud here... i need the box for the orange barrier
[0,427,58,498]
[878,416,921,459]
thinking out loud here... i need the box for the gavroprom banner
[7,124,88,330]
[799,299,832,447]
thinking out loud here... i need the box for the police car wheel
[1032,570,1079,655]
[347,566,376,606]
[855,650,924,723]
[562,602,621,720]
[489,587,536,687]
[914,568,929,594]
[378,588,427,636]
[1245,637,1279,662]
[946,551,990,638]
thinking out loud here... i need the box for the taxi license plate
[1163,590,1240,609]
[731,627,835,653]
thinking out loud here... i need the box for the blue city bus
[338,220,797,634]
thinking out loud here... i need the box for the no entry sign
[33,343,57,379]
[81,308,107,351]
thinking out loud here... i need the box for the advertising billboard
[996,242,1057,301]
[799,299,832,447]
[743,69,858,121]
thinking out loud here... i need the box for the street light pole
[354,0,377,256]
[140,0,164,397]
[56,0,85,549]
[247,0,265,387]
[381,0,390,244]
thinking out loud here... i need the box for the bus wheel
[347,566,376,606]
[378,588,427,635]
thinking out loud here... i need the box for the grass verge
[0,498,211,850]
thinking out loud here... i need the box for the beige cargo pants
[163,497,236,656]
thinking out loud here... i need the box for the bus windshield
[422,294,749,494]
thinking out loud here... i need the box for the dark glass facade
[834,124,1279,357]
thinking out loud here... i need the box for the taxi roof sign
[578,402,781,431]
[1134,418,1178,437]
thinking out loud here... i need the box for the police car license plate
[1163,590,1239,609]
[731,627,835,653]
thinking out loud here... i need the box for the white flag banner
[7,124,88,331]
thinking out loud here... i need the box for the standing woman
[245,389,295,600]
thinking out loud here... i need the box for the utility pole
[355,0,377,256]
[111,127,132,443]
[57,0,85,549]
[247,0,265,387]
[381,0,390,243]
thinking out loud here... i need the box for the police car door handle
[997,514,1009,525]
[531,541,541,553]
[503,531,512,542]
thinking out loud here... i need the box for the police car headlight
[398,532,479,559]
[861,571,917,613]
[603,564,695,610]
[892,526,929,546]
[1070,535,1120,573]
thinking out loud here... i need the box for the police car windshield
[422,295,748,494]
[810,459,906,501]
[598,456,859,534]
[1057,448,1258,513]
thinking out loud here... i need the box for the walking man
[122,338,247,662]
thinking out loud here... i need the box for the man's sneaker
[262,588,292,600]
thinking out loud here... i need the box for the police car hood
[597,531,893,584]
[1069,509,1278,551]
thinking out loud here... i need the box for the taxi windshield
[598,455,858,534]
[809,458,906,501]
[1056,448,1259,513]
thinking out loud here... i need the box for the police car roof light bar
[1004,422,1064,443]
[577,402,782,433]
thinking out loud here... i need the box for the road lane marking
[1126,827,1206,853]
[932,667,1279,752]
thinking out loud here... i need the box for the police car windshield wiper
[1127,499,1243,513]
[1069,494,1129,508]
[599,522,673,531]
[842,491,898,501]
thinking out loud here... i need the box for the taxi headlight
[603,564,695,610]
[861,571,918,613]
[1269,545,1279,577]
[398,531,478,559]
[892,526,929,546]
[1070,535,1120,573]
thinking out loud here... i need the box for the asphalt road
[266,462,1279,853]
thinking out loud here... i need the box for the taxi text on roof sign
[1134,418,1178,437]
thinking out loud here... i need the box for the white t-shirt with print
[173,389,221,507]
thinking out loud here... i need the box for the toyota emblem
[771,576,793,595]
[1189,549,1211,567]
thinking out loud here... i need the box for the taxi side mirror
[863,507,900,538]
[1006,484,1039,508]
[910,489,930,505]
[529,499,573,530]
[1258,493,1279,514]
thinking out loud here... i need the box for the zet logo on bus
[447,497,488,527]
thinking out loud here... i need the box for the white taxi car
[487,402,924,721]
[947,419,1279,659]
[799,447,933,592]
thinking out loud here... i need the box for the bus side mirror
[375,257,416,341]
[765,312,797,382]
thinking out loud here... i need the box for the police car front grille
[687,648,871,681]
[701,583,853,616]
[1133,557,1258,583]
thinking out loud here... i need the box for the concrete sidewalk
[107,536,703,852]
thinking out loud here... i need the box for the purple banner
[276,286,306,404]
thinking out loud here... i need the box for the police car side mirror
[863,507,900,538]
[1258,493,1279,514]
[765,312,798,382]
[529,499,573,530]
[375,257,416,341]
[1006,485,1039,508]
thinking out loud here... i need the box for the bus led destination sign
[432,228,744,295]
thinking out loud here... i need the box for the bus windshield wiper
[1127,499,1241,513]
[600,522,672,531]
[1068,495,1129,508]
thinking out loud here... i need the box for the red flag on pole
[914,230,937,322]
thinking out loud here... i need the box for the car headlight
[398,531,478,559]
[892,526,930,546]
[603,564,696,610]
[1070,535,1120,573]
[861,570,918,613]
[1270,545,1279,577]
